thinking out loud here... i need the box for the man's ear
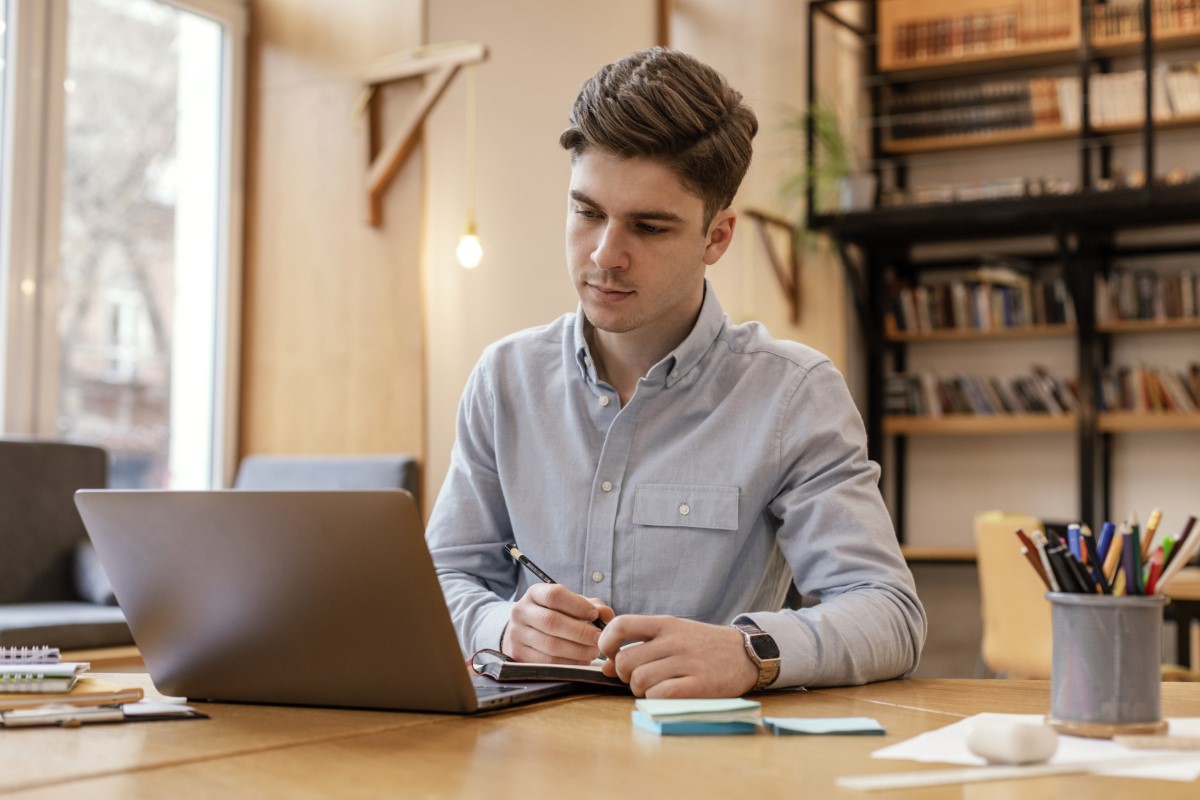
[702,208,737,265]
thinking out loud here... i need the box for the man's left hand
[596,615,758,698]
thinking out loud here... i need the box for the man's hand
[501,583,615,664]
[596,615,758,698]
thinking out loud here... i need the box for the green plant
[780,101,857,219]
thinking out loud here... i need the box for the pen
[503,544,606,630]
[1031,530,1060,592]
[1129,511,1142,580]
[1141,508,1162,561]
[1162,515,1196,574]
[1096,521,1116,564]
[1067,523,1081,562]
[1122,525,1142,596]
[1102,522,1126,586]
[1144,547,1165,595]
[1044,534,1085,593]
[1014,528,1051,590]
[1081,529,1109,595]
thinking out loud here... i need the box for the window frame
[0,0,247,486]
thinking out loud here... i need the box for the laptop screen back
[75,490,485,712]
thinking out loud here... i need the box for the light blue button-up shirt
[426,282,926,688]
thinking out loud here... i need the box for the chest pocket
[633,484,739,530]
[631,484,740,619]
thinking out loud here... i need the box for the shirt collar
[572,279,725,388]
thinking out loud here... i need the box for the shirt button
[591,571,604,583]
[585,357,593,366]
[599,395,610,407]
[679,503,690,516]
[601,480,613,492]
[670,369,679,379]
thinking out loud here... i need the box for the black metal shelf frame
[805,1,1200,541]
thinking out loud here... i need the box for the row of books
[889,269,1076,334]
[888,1,1075,67]
[1095,268,1200,323]
[882,63,1200,143]
[883,175,1080,207]
[884,169,1199,209]
[1088,0,1200,43]
[1097,362,1200,412]
[882,78,1070,141]
[1088,65,1200,126]
[884,368,1079,417]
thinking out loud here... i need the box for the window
[0,0,246,487]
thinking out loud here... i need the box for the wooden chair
[974,511,1052,679]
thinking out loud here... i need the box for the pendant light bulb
[456,217,483,269]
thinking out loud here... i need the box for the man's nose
[591,223,630,270]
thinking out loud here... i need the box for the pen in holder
[1046,592,1167,739]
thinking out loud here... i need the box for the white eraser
[966,719,1058,765]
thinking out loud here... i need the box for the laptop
[74,489,573,713]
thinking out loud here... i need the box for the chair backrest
[974,510,1052,679]
[233,454,420,506]
[0,439,108,604]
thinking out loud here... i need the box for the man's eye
[574,207,600,219]
[637,223,667,235]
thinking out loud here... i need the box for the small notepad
[632,698,761,735]
[762,716,885,736]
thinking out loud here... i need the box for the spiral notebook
[0,662,89,693]
[0,646,62,663]
[75,489,575,713]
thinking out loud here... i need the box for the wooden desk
[2,678,1199,798]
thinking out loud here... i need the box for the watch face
[752,634,781,661]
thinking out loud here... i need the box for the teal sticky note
[632,710,758,735]
[762,717,885,735]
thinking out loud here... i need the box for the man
[426,47,926,698]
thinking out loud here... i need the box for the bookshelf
[805,0,1200,545]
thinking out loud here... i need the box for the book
[0,662,90,693]
[470,649,628,688]
[632,698,761,735]
[0,676,144,711]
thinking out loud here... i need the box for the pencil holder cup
[1046,592,1167,738]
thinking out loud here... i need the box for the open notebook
[75,489,575,713]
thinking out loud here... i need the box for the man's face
[566,150,733,341]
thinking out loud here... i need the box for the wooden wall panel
[240,0,425,478]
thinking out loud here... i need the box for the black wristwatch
[732,621,781,690]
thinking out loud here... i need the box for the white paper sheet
[872,712,1200,782]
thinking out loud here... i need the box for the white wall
[422,1,845,512]
[422,1,655,512]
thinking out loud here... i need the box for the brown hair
[560,48,758,227]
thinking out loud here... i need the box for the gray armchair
[0,438,133,648]
[234,454,420,510]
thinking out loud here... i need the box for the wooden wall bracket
[745,208,803,324]
[362,41,488,226]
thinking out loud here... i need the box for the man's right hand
[501,583,615,664]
